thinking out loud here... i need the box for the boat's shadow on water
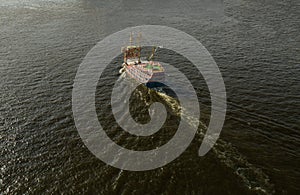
[145,82,178,98]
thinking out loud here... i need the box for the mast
[123,32,142,64]
[130,32,133,46]
[148,46,158,61]
[137,32,142,63]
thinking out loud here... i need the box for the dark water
[0,0,299,194]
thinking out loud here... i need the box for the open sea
[0,0,299,194]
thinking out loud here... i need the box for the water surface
[0,0,299,194]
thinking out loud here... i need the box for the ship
[120,33,165,88]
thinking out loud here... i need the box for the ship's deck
[126,59,164,73]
